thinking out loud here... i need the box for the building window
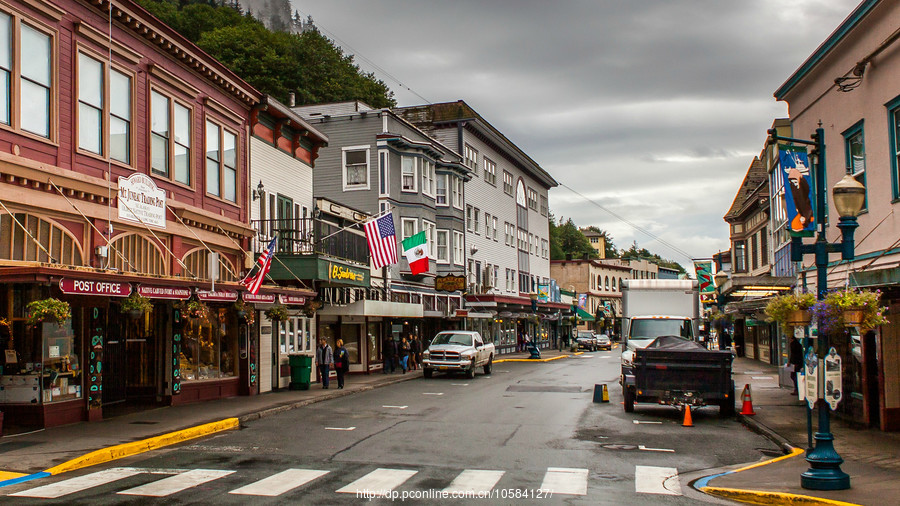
[452,176,463,209]
[473,207,480,234]
[761,226,768,266]
[436,173,448,205]
[20,23,52,138]
[484,157,496,185]
[378,150,389,196]
[541,239,548,258]
[453,230,464,265]
[466,205,474,232]
[401,156,417,192]
[342,146,369,190]
[401,217,418,241]
[843,121,868,211]
[205,121,237,202]
[540,195,548,216]
[527,187,538,210]
[76,53,133,163]
[436,229,449,263]
[517,229,527,251]
[0,13,10,127]
[151,90,191,184]
[465,144,478,174]
[484,212,491,240]
[503,170,514,195]
[421,159,435,197]
[890,101,900,199]
[751,233,759,271]
[492,216,498,241]
[734,240,747,273]
[423,220,436,260]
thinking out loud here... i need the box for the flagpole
[317,204,396,244]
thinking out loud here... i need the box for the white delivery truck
[621,279,700,351]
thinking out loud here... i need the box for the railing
[251,218,369,265]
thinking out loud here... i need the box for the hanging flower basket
[813,289,888,332]
[234,299,255,325]
[26,298,71,326]
[265,304,289,322]
[842,309,864,327]
[184,300,210,320]
[121,293,153,320]
[765,292,816,333]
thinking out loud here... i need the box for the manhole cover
[506,385,583,393]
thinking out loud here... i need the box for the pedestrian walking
[316,338,333,389]
[415,335,424,366]
[408,334,418,371]
[334,339,350,389]
[382,335,396,373]
[399,336,411,373]
[789,335,804,395]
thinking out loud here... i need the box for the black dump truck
[620,335,735,415]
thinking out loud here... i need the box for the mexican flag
[402,231,429,275]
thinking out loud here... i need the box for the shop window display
[180,306,238,381]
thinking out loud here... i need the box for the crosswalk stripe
[336,468,417,495]
[539,467,588,496]
[117,469,234,497]
[229,468,329,496]
[634,465,681,495]
[442,470,505,494]
[10,468,145,499]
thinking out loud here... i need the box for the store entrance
[102,304,161,415]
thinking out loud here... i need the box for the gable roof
[725,157,767,221]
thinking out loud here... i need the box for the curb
[737,413,795,453]
[494,354,570,363]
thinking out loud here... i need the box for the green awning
[576,307,595,321]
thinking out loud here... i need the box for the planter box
[843,309,864,327]
[786,309,811,327]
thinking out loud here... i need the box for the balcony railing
[251,217,369,265]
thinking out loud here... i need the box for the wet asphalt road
[1,349,777,505]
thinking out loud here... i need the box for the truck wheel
[624,387,635,413]
[466,365,476,379]
[423,368,433,378]
[483,356,493,375]
[719,398,735,417]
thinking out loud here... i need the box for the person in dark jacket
[789,336,804,394]
[408,334,419,371]
[316,338,333,389]
[382,336,396,374]
[334,339,350,389]
[399,337,411,373]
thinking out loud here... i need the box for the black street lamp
[768,126,866,491]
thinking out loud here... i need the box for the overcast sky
[293,0,861,268]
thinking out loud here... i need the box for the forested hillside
[136,0,395,108]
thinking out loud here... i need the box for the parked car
[595,333,612,351]
[575,330,597,351]
[422,331,495,379]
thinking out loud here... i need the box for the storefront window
[41,319,82,403]
[181,306,238,381]
[367,322,381,363]
[341,324,360,364]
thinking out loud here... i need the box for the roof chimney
[289,92,296,107]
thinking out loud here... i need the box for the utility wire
[558,182,697,264]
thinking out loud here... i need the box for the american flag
[364,212,398,269]
[242,235,277,295]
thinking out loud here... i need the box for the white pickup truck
[422,331,494,379]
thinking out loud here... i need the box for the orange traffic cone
[682,405,693,427]
[740,383,756,416]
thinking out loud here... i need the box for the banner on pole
[694,260,715,294]
[779,145,815,237]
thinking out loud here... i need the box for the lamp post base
[801,432,851,490]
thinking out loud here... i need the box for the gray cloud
[295,0,861,265]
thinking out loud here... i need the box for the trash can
[289,354,312,390]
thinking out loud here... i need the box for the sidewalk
[699,356,900,505]
[0,347,580,480]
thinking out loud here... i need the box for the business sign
[243,293,276,304]
[280,295,306,306]
[805,347,819,410]
[118,173,167,229]
[197,289,239,302]
[328,262,366,283]
[537,284,550,303]
[577,293,588,309]
[137,285,191,300]
[436,274,467,292]
[694,260,715,294]
[824,347,843,411]
[59,278,131,297]
[779,145,815,237]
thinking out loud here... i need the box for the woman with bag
[335,339,350,389]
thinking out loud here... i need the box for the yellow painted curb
[0,471,26,481]
[733,447,804,473]
[700,487,862,506]
[494,355,570,363]
[43,417,239,476]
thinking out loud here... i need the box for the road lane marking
[751,376,775,380]
[118,469,234,497]
[638,445,675,452]
[336,468,417,495]
[539,467,588,496]
[229,469,329,496]
[633,420,662,424]
[382,405,408,409]
[635,466,681,495]
[443,470,505,494]
[422,392,444,395]
[451,383,470,386]
[10,468,145,498]
[324,427,356,431]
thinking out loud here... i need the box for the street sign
[824,347,843,411]
[804,347,819,410]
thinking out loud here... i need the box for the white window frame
[378,149,389,197]
[421,158,435,198]
[540,194,548,216]
[464,143,478,174]
[492,216,499,241]
[484,157,496,185]
[473,207,480,235]
[342,145,370,191]
[401,217,418,241]
[466,205,474,232]
[436,173,449,206]
[401,155,418,193]
[503,170,514,195]
[527,187,538,210]
[452,176,463,210]
[423,220,437,262]
[484,212,491,239]
[436,229,449,263]
[453,230,464,265]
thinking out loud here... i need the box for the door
[103,319,126,405]
[276,195,293,253]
